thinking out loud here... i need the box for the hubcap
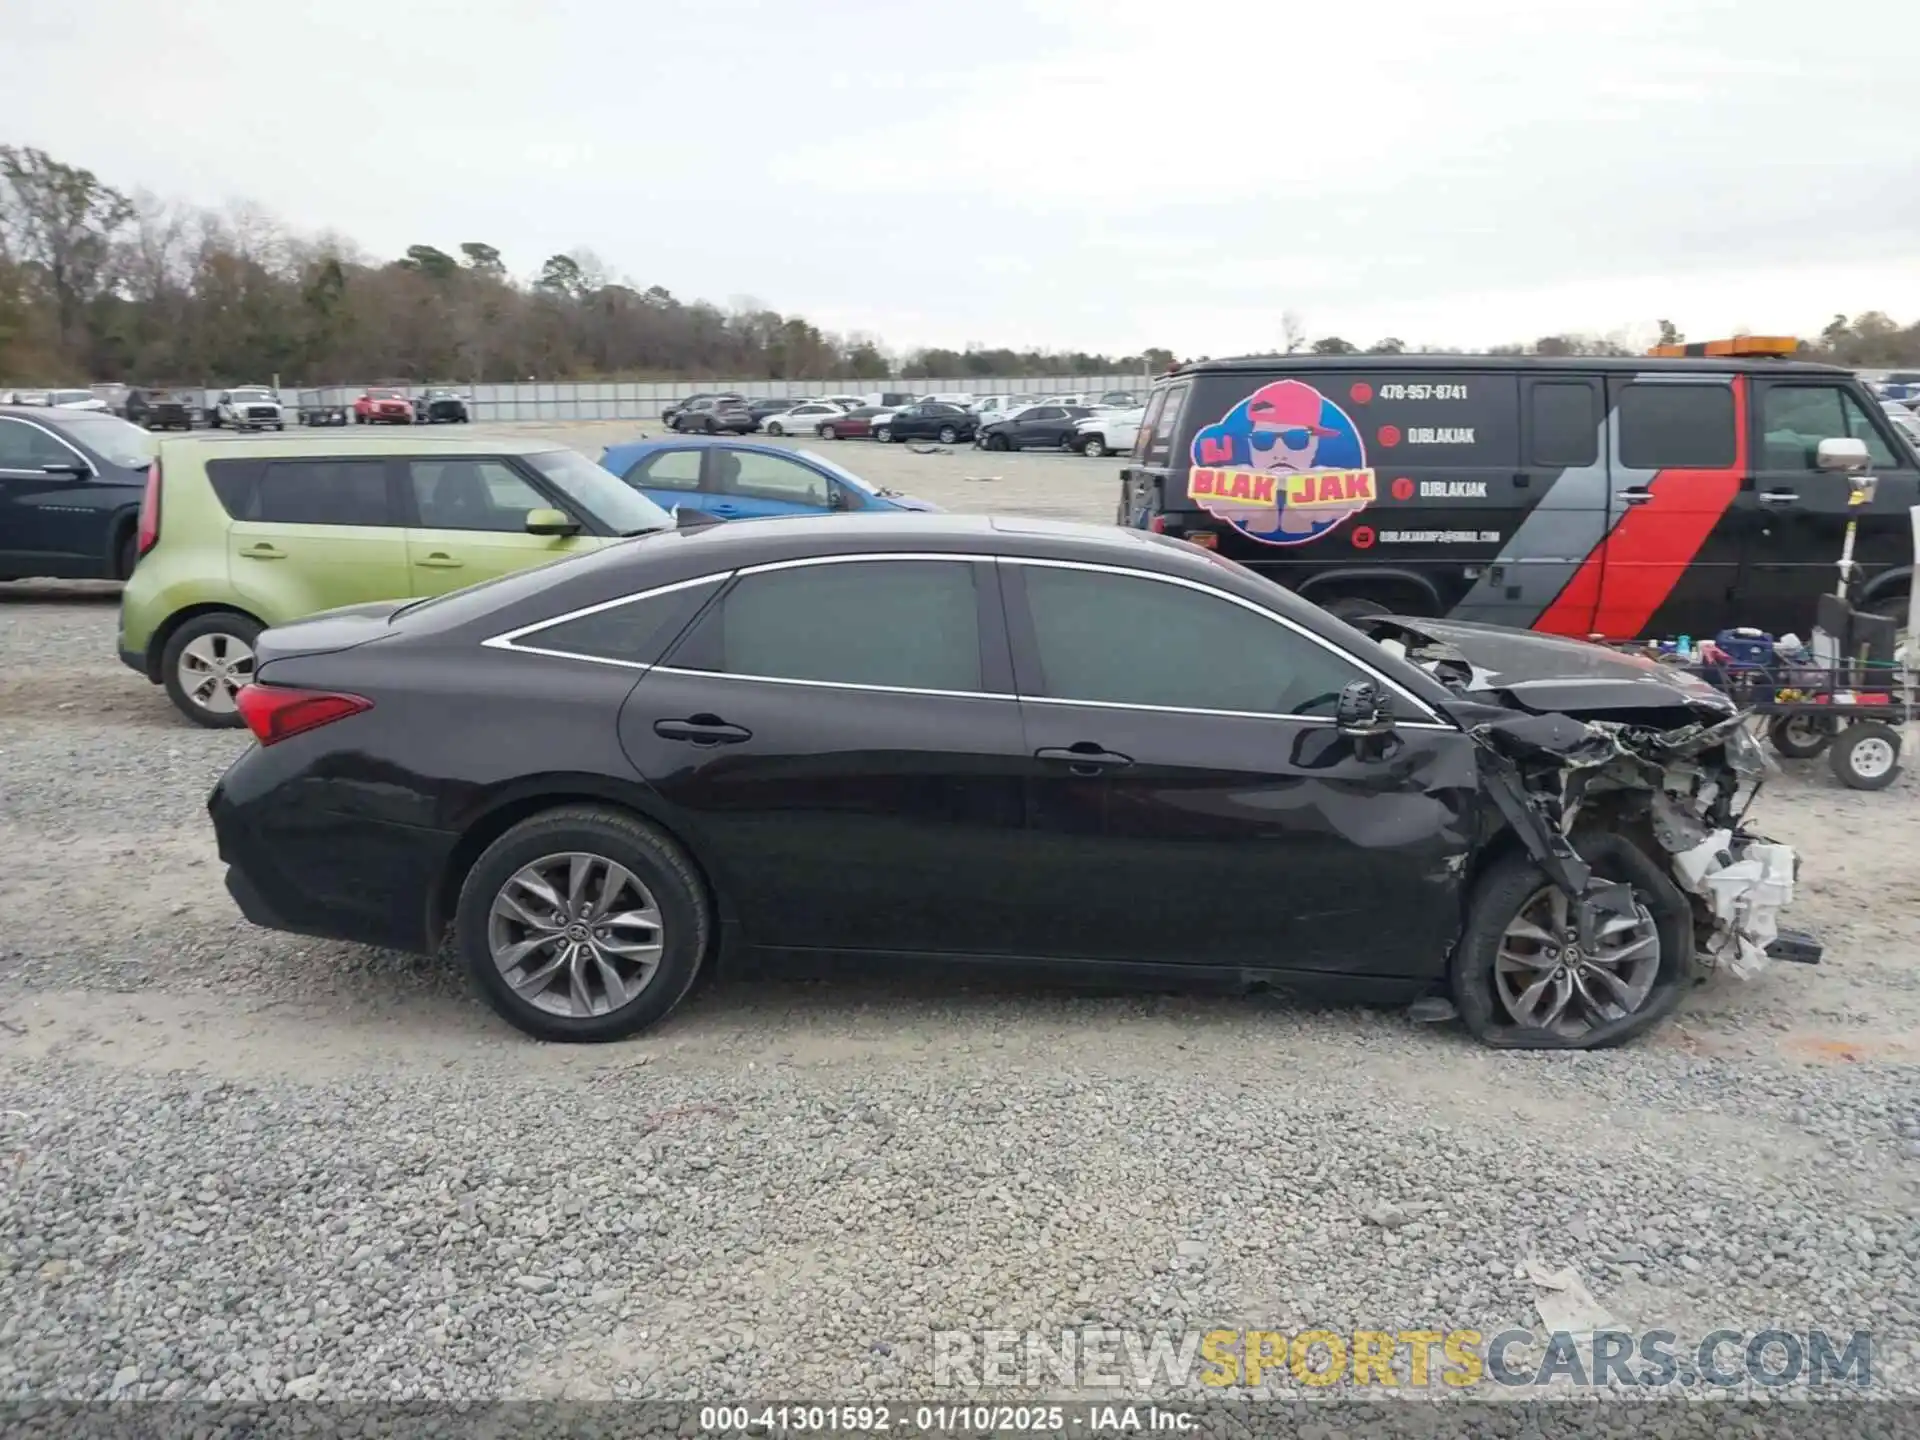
[1850,737,1896,779]
[177,632,255,714]
[1495,885,1659,1038]
[487,852,665,1018]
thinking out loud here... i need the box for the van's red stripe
[1535,376,1748,640]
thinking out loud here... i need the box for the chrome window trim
[996,555,1448,725]
[0,415,95,476]
[481,572,733,654]
[480,549,1455,730]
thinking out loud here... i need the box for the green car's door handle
[240,543,287,560]
[418,553,463,569]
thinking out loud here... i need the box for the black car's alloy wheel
[457,806,709,1042]
[984,433,1009,451]
[936,425,959,444]
[1451,836,1688,1050]
[874,426,893,443]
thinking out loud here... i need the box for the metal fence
[283,374,1153,423]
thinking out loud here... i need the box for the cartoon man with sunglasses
[1188,379,1372,542]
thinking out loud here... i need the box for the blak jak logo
[1187,378,1374,546]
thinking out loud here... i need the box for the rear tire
[936,425,959,444]
[767,422,785,436]
[115,529,138,582]
[985,433,1009,451]
[821,425,838,440]
[874,426,893,443]
[456,805,710,1043]
[161,611,262,729]
[1766,714,1836,760]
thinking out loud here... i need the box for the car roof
[1163,354,1855,378]
[603,435,837,462]
[152,430,566,458]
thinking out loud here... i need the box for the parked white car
[213,386,286,430]
[764,401,849,437]
[1071,406,1145,457]
[974,395,1036,424]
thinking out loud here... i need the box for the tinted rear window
[1617,383,1735,469]
[1530,382,1599,467]
[206,457,394,526]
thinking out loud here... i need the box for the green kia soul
[118,433,672,725]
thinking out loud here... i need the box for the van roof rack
[1647,335,1798,359]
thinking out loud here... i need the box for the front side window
[244,460,392,526]
[668,560,983,692]
[1018,564,1368,717]
[1530,382,1599,467]
[1759,386,1897,469]
[0,418,81,469]
[720,451,829,505]
[409,459,548,531]
[1617,383,1735,469]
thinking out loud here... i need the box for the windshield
[60,414,158,468]
[231,389,273,401]
[525,448,672,534]
[50,390,95,404]
[370,389,402,399]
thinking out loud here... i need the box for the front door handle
[709,502,740,516]
[1036,743,1132,776]
[417,552,463,568]
[240,543,286,560]
[654,716,752,746]
[1614,488,1653,505]
[1758,491,1800,504]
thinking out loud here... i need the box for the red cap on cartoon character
[1246,380,1337,437]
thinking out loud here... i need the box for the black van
[1118,350,1916,642]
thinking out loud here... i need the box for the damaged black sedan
[206,515,1816,1048]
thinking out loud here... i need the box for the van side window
[1617,384,1735,469]
[1140,382,1189,463]
[1530,383,1598,467]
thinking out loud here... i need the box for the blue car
[597,436,939,521]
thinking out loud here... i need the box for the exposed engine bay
[1358,616,1822,981]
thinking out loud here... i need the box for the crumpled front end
[1467,707,1820,982]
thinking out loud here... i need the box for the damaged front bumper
[1468,709,1821,980]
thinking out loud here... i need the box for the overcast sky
[14,0,1920,357]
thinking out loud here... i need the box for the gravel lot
[2,422,1918,1410]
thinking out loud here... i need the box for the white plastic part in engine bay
[1671,831,1797,979]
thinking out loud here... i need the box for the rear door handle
[418,552,463,568]
[1614,488,1653,505]
[240,543,286,560]
[709,502,740,516]
[1758,491,1800,504]
[654,716,752,745]
[1036,744,1132,776]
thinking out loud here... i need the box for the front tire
[1829,721,1902,790]
[984,432,1009,451]
[820,425,838,440]
[1451,836,1691,1050]
[874,426,893,443]
[161,611,262,728]
[1079,436,1107,457]
[456,806,710,1042]
[1322,596,1394,623]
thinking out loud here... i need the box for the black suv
[661,392,746,428]
[669,397,756,435]
[0,406,156,581]
[1120,349,1918,642]
[874,401,976,444]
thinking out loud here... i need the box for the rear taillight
[1182,531,1219,549]
[137,461,162,556]
[234,685,373,746]
[1147,514,1168,533]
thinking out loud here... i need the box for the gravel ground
[2,426,1918,1413]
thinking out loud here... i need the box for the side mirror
[828,487,850,511]
[1817,437,1871,473]
[525,507,580,536]
[42,461,91,479]
[1335,679,1394,737]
